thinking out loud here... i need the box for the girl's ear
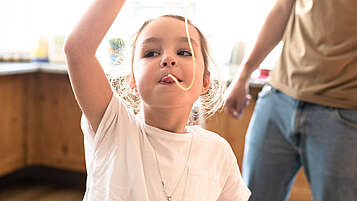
[128,74,139,96]
[201,72,210,94]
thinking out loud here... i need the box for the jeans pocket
[258,84,275,98]
[334,108,357,128]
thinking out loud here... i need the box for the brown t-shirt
[269,0,357,109]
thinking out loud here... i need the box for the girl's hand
[224,80,251,119]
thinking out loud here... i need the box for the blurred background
[0,0,312,201]
[0,0,281,76]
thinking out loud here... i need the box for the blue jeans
[242,85,357,201]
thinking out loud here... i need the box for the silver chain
[148,132,194,201]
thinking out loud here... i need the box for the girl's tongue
[160,75,181,84]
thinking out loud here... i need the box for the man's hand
[224,80,251,119]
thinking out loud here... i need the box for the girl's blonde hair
[109,14,226,125]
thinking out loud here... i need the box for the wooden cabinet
[203,85,313,201]
[0,74,28,176]
[27,73,85,172]
[0,73,85,176]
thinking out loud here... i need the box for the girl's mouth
[159,75,183,85]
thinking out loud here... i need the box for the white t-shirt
[81,93,251,201]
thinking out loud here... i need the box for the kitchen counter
[0,62,267,88]
[0,68,85,176]
[0,62,67,76]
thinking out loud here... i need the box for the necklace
[148,131,194,201]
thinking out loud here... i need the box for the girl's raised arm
[64,0,126,132]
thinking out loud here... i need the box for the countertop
[0,62,266,87]
[0,62,67,76]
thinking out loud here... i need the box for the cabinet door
[0,75,27,176]
[27,73,85,172]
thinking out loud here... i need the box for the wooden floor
[0,166,311,201]
[0,166,85,201]
[0,181,84,201]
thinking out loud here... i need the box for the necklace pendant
[167,196,172,201]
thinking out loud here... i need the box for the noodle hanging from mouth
[168,0,195,91]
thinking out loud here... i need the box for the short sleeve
[80,93,144,200]
[81,93,118,146]
[218,161,251,201]
[80,92,137,153]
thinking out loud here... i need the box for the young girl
[64,0,250,200]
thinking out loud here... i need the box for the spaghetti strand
[168,0,195,91]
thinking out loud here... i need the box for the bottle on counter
[48,35,66,63]
[32,36,49,62]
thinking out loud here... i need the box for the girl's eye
[144,50,160,57]
[177,50,192,56]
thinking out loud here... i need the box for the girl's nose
[160,55,177,68]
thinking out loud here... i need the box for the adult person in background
[224,0,357,200]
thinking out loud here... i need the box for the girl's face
[131,17,210,109]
